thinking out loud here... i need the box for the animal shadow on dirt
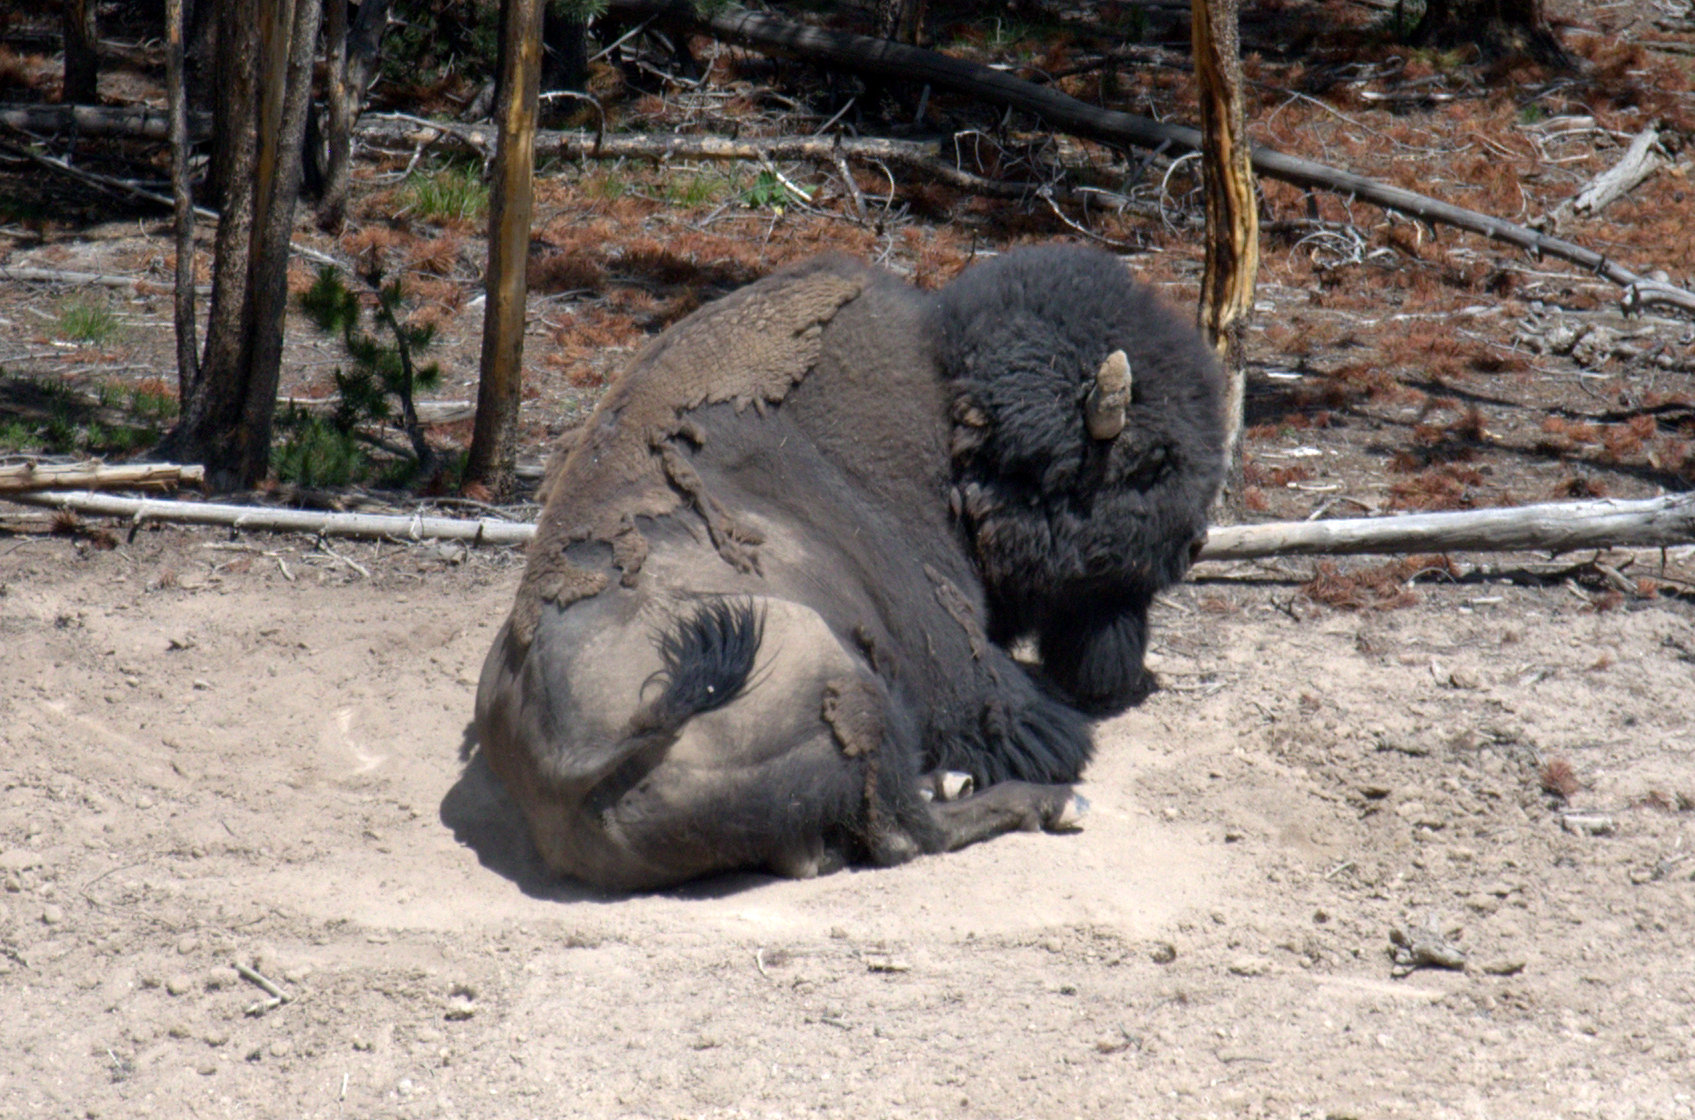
[440,724,781,901]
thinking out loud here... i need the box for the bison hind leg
[1037,596,1156,716]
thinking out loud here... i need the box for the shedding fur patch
[508,257,868,647]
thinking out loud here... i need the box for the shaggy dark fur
[938,245,1226,713]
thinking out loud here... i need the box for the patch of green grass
[583,170,631,201]
[54,298,121,345]
[403,163,490,223]
[1518,103,1546,125]
[0,418,35,451]
[665,172,733,208]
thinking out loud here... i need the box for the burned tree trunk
[319,0,392,230]
[165,0,198,395]
[1192,0,1259,507]
[165,0,323,490]
[1414,0,1569,66]
[466,0,546,500]
[61,0,99,102]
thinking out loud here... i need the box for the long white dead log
[1197,494,1695,562]
[0,461,204,493]
[277,395,475,425]
[10,490,1692,559]
[6,491,534,544]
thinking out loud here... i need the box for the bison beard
[473,245,1223,890]
[940,245,1226,712]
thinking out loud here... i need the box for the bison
[473,244,1224,890]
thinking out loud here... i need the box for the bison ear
[1084,349,1131,440]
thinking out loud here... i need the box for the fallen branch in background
[9,489,1692,561]
[357,115,1154,214]
[1195,494,1695,562]
[5,490,533,545]
[0,103,211,140]
[0,461,204,493]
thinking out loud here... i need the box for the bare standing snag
[473,245,1224,890]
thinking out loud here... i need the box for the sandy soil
[3,524,1693,1120]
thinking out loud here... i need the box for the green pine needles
[287,265,443,487]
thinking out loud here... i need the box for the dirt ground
[3,524,1693,1120]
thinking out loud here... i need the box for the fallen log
[0,461,204,493]
[358,115,1150,211]
[0,103,211,140]
[5,490,533,544]
[1196,494,1695,562]
[602,0,1695,315]
[277,394,476,425]
[9,489,1692,560]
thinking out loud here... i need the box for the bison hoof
[939,771,975,801]
[919,770,976,802]
[1050,793,1089,832]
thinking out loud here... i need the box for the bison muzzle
[474,244,1224,890]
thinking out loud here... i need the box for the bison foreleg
[928,783,1087,852]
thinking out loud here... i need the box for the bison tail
[632,598,766,737]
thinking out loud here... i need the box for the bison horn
[1085,349,1131,440]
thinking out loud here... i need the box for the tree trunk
[61,0,99,103]
[165,0,198,397]
[1414,0,1568,65]
[319,0,393,230]
[167,0,323,490]
[466,0,546,500]
[1191,0,1259,510]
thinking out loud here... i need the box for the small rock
[175,935,199,955]
[204,1028,229,1047]
[41,903,64,925]
[1465,893,1501,916]
[1561,813,1616,837]
[865,954,912,973]
[1149,941,1178,965]
[1227,956,1271,977]
[165,974,194,996]
[1447,667,1482,690]
[195,1061,218,1076]
[267,1039,292,1059]
[1481,957,1526,976]
[0,849,43,872]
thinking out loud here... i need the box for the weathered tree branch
[1195,494,1695,561]
[0,103,211,138]
[11,490,1689,561]
[602,0,1695,314]
[5,490,533,544]
[1569,124,1665,218]
[358,114,1144,210]
[0,461,204,493]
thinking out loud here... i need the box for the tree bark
[1414,0,1568,65]
[61,0,99,103]
[466,0,545,500]
[165,0,199,397]
[319,0,393,230]
[167,0,323,490]
[1191,0,1259,511]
